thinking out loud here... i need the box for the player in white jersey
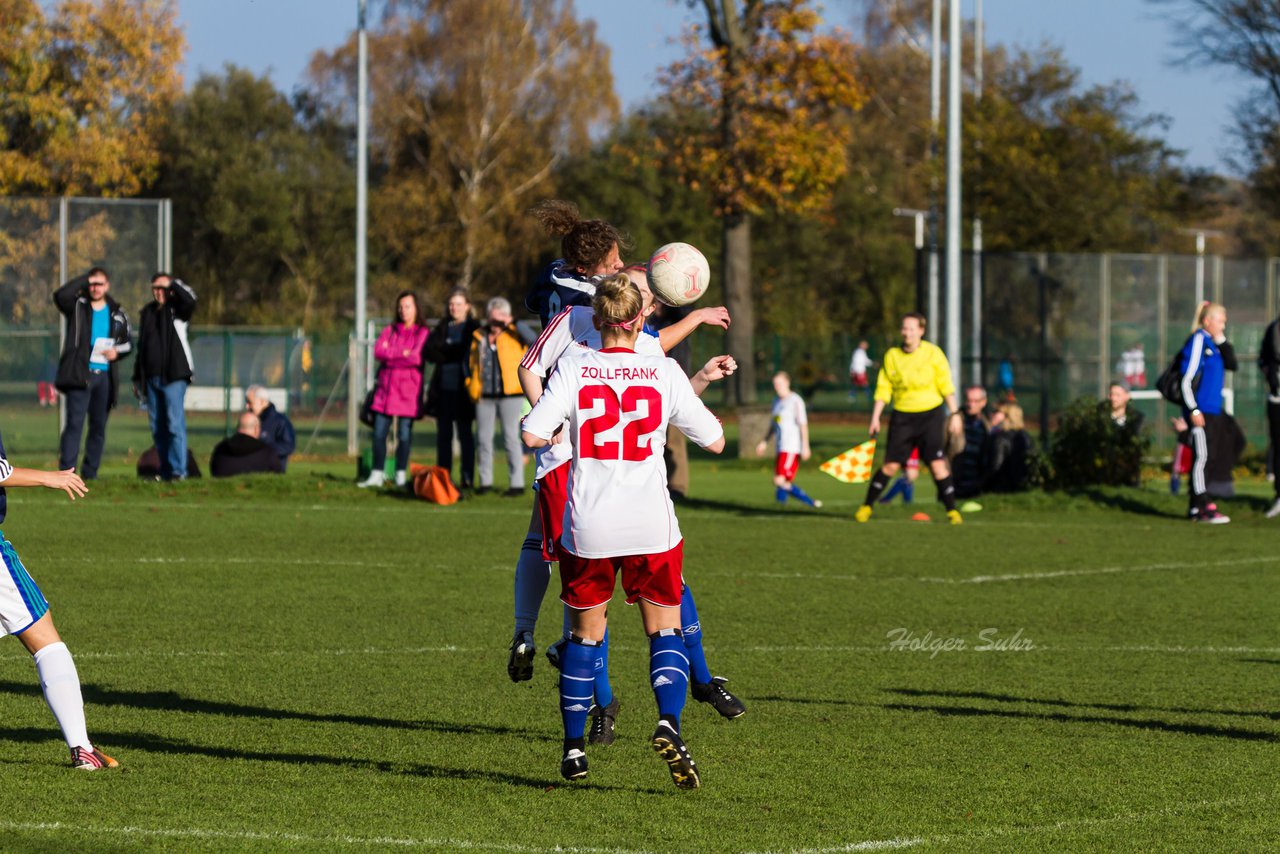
[522,274,725,788]
[511,266,742,745]
[755,371,822,508]
[0,430,119,770]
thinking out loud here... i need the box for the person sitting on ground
[246,385,296,472]
[952,385,992,498]
[984,402,1035,493]
[210,412,283,477]
[1101,382,1145,435]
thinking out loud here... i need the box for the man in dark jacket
[953,385,992,498]
[210,413,283,477]
[245,385,296,472]
[132,274,197,481]
[53,267,133,480]
[1259,316,1280,517]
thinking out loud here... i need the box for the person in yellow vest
[856,312,965,524]
[468,297,533,495]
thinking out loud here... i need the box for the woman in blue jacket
[1180,302,1236,523]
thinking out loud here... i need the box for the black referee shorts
[884,405,948,465]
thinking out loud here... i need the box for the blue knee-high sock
[649,629,689,729]
[679,584,713,685]
[787,483,817,507]
[775,486,788,503]
[902,480,915,503]
[879,477,906,504]
[514,538,550,634]
[559,638,598,748]
[593,628,613,708]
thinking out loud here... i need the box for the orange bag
[410,464,460,505]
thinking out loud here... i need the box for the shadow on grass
[0,681,556,742]
[880,689,1277,742]
[1240,658,1280,666]
[886,687,1279,721]
[0,725,644,791]
[672,495,820,519]
[1075,488,1174,519]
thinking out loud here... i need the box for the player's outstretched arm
[658,306,731,354]
[2,467,88,501]
[688,354,737,396]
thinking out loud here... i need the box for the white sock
[513,539,551,634]
[395,470,407,486]
[33,642,91,750]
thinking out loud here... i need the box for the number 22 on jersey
[578,384,663,461]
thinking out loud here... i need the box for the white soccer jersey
[850,348,871,375]
[771,393,807,454]
[523,347,723,558]
[520,306,663,480]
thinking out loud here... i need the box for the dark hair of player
[532,199,630,272]
[395,290,421,325]
[592,273,644,331]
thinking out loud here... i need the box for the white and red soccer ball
[646,242,710,307]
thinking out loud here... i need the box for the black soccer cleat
[691,676,747,719]
[507,631,535,682]
[587,697,620,746]
[651,721,700,790]
[560,747,588,781]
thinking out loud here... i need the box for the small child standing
[756,372,822,509]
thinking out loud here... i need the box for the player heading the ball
[522,274,725,789]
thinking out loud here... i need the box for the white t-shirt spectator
[850,347,871,376]
[771,393,807,454]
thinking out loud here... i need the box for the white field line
[0,820,652,853]
[920,554,1279,584]
[34,643,1279,662]
[755,794,1271,854]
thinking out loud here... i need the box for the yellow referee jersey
[874,341,956,412]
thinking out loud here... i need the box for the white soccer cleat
[1266,499,1280,519]
[358,470,386,488]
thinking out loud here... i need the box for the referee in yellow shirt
[855,312,964,524]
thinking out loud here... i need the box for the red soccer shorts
[536,464,570,561]
[775,452,799,481]
[558,542,685,610]
[852,372,868,388]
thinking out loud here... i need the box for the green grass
[0,413,1275,852]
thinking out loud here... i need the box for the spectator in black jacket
[1259,314,1280,517]
[246,385,296,473]
[985,402,1035,492]
[132,274,197,481]
[424,289,480,490]
[1102,382,1145,434]
[210,413,283,477]
[953,385,992,498]
[53,267,133,480]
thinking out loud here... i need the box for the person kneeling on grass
[521,274,726,789]
[0,431,118,770]
[755,371,821,508]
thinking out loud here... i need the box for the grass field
[0,412,1275,852]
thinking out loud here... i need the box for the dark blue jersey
[1180,329,1226,415]
[0,431,10,525]
[525,260,598,326]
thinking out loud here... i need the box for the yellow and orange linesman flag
[820,440,877,484]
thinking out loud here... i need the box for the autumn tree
[151,68,355,330]
[0,0,183,196]
[0,0,183,324]
[310,0,617,314]
[664,1,864,404]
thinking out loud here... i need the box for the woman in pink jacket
[359,292,429,488]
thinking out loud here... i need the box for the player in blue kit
[0,431,118,770]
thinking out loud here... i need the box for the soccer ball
[646,242,711,307]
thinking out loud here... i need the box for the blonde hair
[591,273,644,330]
[1193,301,1225,333]
[998,402,1024,431]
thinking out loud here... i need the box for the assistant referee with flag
[855,312,964,524]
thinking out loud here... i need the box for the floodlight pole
[945,0,962,389]
[349,0,369,457]
[971,0,984,386]
[927,0,942,341]
[894,208,927,314]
